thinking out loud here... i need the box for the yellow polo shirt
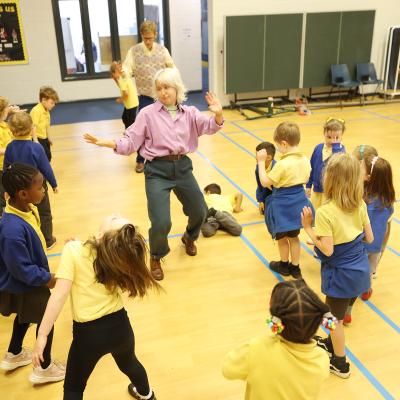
[267,151,311,188]
[56,240,124,323]
[117,75,139,110]
[204,193,235,213]
[0,121,13,168]
[4,201,46,252]
[30,103,50,139]
[315,200,370,245]
[222,334,329,400]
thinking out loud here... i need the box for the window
[52,0,170,81]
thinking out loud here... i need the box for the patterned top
[123,42,174,97]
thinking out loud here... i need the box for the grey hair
[153,68,187,104]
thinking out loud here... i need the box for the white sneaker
[0,348,32,371]
[29,359,66,384]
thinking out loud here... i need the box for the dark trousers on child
[37,182,53,247]
[38,138,52,162]
[135,95,154,164]
[0,170,5,216]
[122,107,137,129]
[201,211,242,237]
[144,156,207,259]
[63,308,150,400]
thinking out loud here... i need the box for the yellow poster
[0,0,28,64]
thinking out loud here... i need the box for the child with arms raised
[32,216,161,400]
[301,153,374,378]
[256,122,312,279]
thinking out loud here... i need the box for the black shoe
[207,207,217,218]
[128,384,156,399]
[289,263,302,279]
[330,355,351,379]
[269,261,290,276]
[313,335,333,356]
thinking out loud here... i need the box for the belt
[153,154,186,161]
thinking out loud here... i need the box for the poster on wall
[0,0,28,64]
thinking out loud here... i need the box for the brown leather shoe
[181,234,197,256]
[135,162,145,173]
[150,258,164,281]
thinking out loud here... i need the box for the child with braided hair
[222,279,332,400]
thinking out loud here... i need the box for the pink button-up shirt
[114,100,223,160]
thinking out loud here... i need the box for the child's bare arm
[233,192,243,213]
[380,221,391,256]
[256,150,274,188]
[363,223,374,244]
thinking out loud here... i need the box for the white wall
[0,0,202,105]
[169,0,202,91]
[208,0,400,105]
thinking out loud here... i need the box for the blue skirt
[315,234,370,298]
[265,185,313,239]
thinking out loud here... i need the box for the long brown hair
[323,153,363,212]
[363,155,395,209]
[86,224,161,297]
[270,279,329,344]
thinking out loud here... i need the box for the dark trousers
[0,170,5,216]
[135,95,154,164]
[38,138,52,162]
[144,156,207,259]
[122,107,137,129]
[8,314,53,369]
[63,309,150,400]
[37,182,53,246]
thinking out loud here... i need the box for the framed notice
[0,0,28,64]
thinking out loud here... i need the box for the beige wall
[208,0,400,105]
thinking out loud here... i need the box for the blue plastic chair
[356,63,384,103]
[330,64,360,108]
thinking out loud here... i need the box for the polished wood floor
[1,102,399,400]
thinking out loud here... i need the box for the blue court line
[361,108,400,123]
[230,121,265,142]
[220,131,255,158]
[195,148,396,400]
[211,129,400,334]
[393,218,400,225]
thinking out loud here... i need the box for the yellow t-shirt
[4,201,46,253]
[204,193,235,213]
[315,200,370,245]
[30,103,50,139]
[56,241,124,323]
[0,121,13,168]
[267,151,311,188]
[222,334,329,400]
[117,75,139,110]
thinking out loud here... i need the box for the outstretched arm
[205,92,223,125]
[32,278,72,367]
[83,133,116,149]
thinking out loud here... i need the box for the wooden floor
[1,102,399,400]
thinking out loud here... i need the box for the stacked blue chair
[330,64,360,108]
[356,63,384,104]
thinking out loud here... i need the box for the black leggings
[8,315,53,368]
[63,308,150,400]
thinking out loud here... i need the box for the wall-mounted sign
[0,0,28,64]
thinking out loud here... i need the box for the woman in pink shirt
[84,68,224,281]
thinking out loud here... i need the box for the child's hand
[53,187,58,194]
[301,206,313,229]
[256,149,268,162]
[258,202,265,215]
[306,188,311,198]
[115,97,123,104]
[205,92,222,115]
[32,333,47,368]
[48,138,53,146]
[47,273,56,289]
[65,237,77,244]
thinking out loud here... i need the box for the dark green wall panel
[303,12,341,87]
[264,14,303,90]
[225,16,265,93]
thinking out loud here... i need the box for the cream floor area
[1,102,399,400]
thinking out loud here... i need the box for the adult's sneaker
[29,359,66,384]
[330,355,351,378]
[0,348,32,371]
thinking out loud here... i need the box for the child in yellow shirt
[0,97,14,215]
[30,86,59,162]
[222,279,331,400]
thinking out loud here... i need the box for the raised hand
[205,92,222,115]
[301,206,313,229]
[256,149,268,162]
